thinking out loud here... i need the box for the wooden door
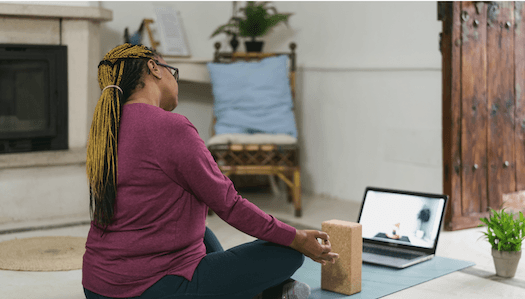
[440,1,525,230]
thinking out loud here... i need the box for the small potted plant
[479,208,525,278]
[210,1,293,52]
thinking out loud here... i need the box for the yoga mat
[291,256,475,298]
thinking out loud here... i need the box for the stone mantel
[0,148,86,170]
[0,3,112,21]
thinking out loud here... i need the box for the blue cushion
[207,55,297,138]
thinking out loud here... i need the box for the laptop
[357,187,448,268]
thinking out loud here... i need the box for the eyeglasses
[155,61,179,82]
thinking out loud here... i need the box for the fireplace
[0,3,112,224]
[0,44,68,154]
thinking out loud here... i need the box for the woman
[83,44,338,299]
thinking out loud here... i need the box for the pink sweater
[82,103,296,298]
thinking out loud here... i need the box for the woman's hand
[290,229,339,265]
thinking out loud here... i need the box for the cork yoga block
[321,219,362,295]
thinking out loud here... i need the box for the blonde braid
[87,44,153,227]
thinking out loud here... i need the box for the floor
[1,187,524,299]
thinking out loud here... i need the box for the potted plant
[479,208,525,278]
[210,1,293,52]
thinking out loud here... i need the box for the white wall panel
[95,1,443,203]
[297,69,442,201]
[265,1,442,69]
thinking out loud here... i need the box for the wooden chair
[207,42,302,217]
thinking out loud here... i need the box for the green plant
[210,1,293,40]
[479,208,525,252]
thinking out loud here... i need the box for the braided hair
[87,43,156,228]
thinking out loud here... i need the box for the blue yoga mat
[291,256,475,298]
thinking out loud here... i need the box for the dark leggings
[84,227,304,299]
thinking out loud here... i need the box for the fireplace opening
[0,44,68,154]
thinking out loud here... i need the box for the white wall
[98,1,232,57]
[97,1,443,203]
[266,2,441,69]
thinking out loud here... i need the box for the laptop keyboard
[363,245,423,260]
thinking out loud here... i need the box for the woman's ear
[147,59,162,79]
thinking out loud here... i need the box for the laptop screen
[359,189,446,249]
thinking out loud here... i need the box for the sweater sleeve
[155,113,296,247]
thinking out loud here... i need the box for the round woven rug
[0,236,86,271]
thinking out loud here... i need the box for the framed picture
[154,6,191,57]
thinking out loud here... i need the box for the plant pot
[245,41,264,52]
[492,248,521,278]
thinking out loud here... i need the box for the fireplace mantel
[0,147,86,170]
[0,3,111,21]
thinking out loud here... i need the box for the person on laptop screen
[358,187,448,268]
[361,190,444,248]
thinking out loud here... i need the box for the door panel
[515,2,525,190]
[460,1,488,215]
[441,1,463,228]
[486,2,516,210]
[440,1,524,230]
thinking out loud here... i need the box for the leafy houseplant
[210,1,293,52]
[479,208,525,277]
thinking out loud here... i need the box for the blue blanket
[291,256,475,298]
